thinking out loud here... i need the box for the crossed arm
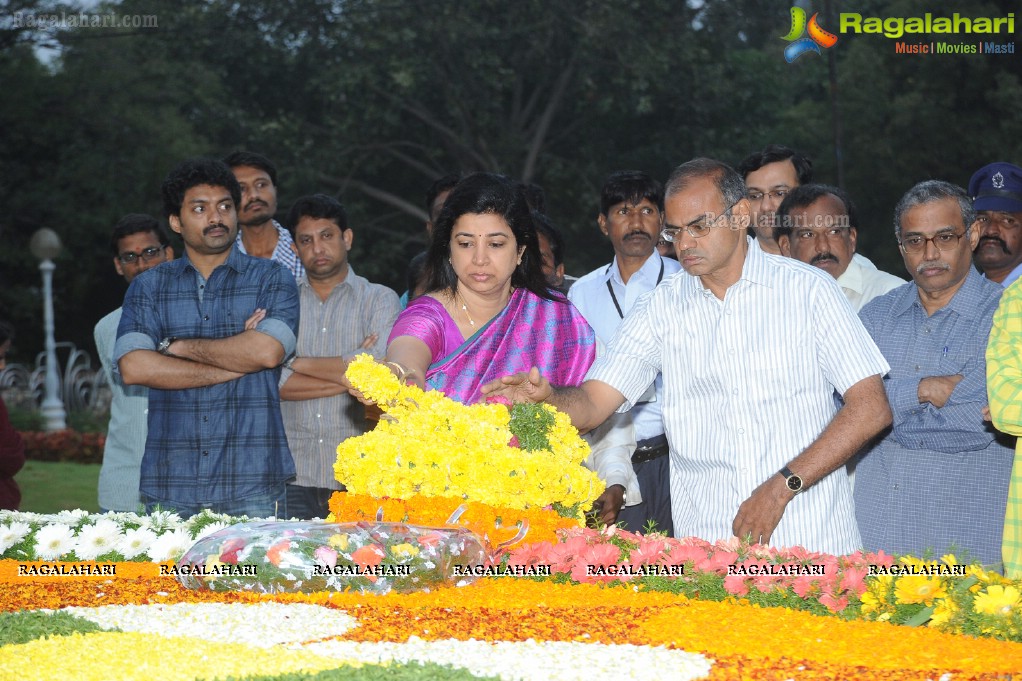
[120,309,283,389]
[280,334,379,400]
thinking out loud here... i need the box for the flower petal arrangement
[333,354,602,516]
[173,520,488,594]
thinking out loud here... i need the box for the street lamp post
[29,227,66,431]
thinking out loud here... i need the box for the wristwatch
[779,465,803,494]
[157,337,179,356]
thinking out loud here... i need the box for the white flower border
[55,602,714,681]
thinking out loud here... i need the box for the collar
[679,236,762,299]
[738,235,773,287]
[890,265,989,320]
[836,254,868,294]
[179,243,249,277]
[298,265,359,292]
[606,252,665,286]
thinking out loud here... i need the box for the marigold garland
[335,355,601,514]
[327,493,578,546]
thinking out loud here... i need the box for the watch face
[786,476,802,492]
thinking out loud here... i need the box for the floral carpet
[3,555,1022,680]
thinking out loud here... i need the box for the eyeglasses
[660,201,739,242]
[117,245,166,265]
[898,231,965,254]
[746,189,790,202]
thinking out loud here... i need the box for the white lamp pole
[29,227,66,431]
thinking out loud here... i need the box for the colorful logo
[782,7,838,62]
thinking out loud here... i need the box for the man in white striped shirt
[484,158,892,556]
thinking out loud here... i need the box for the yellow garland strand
[335,355,602,513]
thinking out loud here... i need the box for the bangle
[385,361,409,380]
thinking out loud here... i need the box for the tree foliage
[0,0,1018,357]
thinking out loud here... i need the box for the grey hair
[893,180,975,238]
[665,158,747,208]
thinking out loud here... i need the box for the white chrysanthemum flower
[146,528,195,562]
[0,521,32,553]
[140,510,184,534]
[52,509,90,526]
[74,519,123,560]
[34,523,76,560]
[118,527,158,559]
[191,521,230,541]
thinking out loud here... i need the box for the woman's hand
[480,366,551,404]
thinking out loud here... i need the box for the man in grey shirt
[94,214,173,511]
[280,194,401,518]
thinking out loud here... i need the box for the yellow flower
[928,599,957,629]
[328,534,350,551]
[893,575,946,605]
[336,356,603,512]
[973,585,1022,617]
[390,543,419,559]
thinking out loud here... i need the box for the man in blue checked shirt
[115,158,299,519]
[856,180,1013,565]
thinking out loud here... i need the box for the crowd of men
[92,148,1022,577]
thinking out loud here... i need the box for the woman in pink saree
[385,173,595,404]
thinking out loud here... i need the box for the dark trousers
[285,484,339,520]
[616,455,674,536]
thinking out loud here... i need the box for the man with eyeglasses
[568,170,681,534]
[737,145,813,255]
[775,184,904,312]
[94,214,173,507]
[94,214,173,512]
[484,158,892,555]
[855,180,1012,566]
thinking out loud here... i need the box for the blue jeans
[142,484,287,519]
[285,484,341,520]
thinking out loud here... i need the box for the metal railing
[0,343,110,416]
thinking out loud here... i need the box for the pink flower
[713,536,743,553]
[723,573,750,596]
[548,535,590,570]
[838,566,868,595]
[819,591,850,613]
[219,538,246,565]
[697,549,739,574]
[864,549,895,568]
[662,542,710,568]
[570,542,624,583]
[792,574,820,598]
[629,538,669,566]
[508,541,556,568]
[314,546,338,569]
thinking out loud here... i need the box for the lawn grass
[17,460,100,514]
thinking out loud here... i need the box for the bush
[19,430,105,464]
[6,407,44,432]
